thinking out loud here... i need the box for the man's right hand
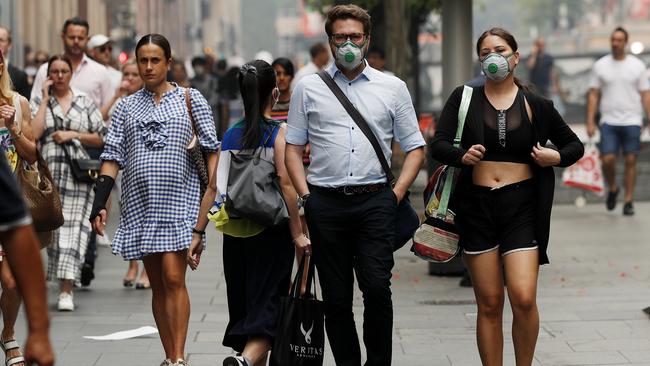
[24,332,54,366]
[586,122,597,138]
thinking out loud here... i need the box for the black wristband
[192,228,205,235]
[89,175,115,222]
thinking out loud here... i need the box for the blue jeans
[599,123,641,155]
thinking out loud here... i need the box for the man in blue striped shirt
[285,5,425,365]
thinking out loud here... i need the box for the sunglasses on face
[99,45,112,53]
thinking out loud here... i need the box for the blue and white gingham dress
[101,86,219,260]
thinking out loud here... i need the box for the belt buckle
[343,186,354,196]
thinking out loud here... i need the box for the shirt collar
[142,82,180,98]
[327,59,372,82]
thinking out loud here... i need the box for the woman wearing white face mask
[431,28,584,365]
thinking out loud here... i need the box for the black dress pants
[305,186,396,366]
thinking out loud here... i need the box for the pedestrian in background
[367,46,394,76]
[0,47,38,366]
[270,57,294,121]
[586,26,650,216]
[90,34,219,366]
[86,34,122,96]
[30,54,106,312]
[31,18,112,112]
[99,59,150,290]
[190,56,220,126]
[291,42,329,89]
[31,17,114,288]
[0,156,54,366]
[171,61,191,88]
[526,37,554,97]
[212,59,308,366]
[0,26,30,98]
[431,27,583,366]
[286,5,425,365]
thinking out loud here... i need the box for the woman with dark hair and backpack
[203,59,309,366]
[89,34,220,366]
[430,28,583,365]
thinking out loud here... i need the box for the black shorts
[457,178,537,256]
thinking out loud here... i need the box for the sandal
[123,278,135,287]
[135,281,150,289]
[0,339,25,366]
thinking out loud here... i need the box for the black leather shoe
[223,356,249,366]
[80,262,95,287]
[606,188,619,211]
[623,202,634,216]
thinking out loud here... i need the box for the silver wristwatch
[297,193,311,209]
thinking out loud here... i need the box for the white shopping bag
[562,143,604,196]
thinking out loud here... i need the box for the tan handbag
[16,151,64,247]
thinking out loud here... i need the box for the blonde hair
[0,53,14,104]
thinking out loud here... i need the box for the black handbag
[271,255,324,366]
[48,101,100,184]
[225,125,290,227]
[184,88,209,196]
[317,71,420,251]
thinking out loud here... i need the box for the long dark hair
[135,34,172,60]
[476,27,529,91]
[238,59,276,150]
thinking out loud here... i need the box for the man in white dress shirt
[31,18,113,110]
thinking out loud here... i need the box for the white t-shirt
[589,54,650,126]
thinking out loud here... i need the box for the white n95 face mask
[336,41,364,70]
[481,52,514,82]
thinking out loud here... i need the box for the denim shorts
[599,123,641,155]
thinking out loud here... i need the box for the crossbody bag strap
[184,88,199,137]
[435,85,473,219]
[317,70,395,185]
[46,100,74,166]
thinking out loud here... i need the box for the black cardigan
[430,85,584,264]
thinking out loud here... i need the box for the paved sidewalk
[10,201,650,365]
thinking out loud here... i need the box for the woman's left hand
[51,131,79,144]
[531,142,561,167]
[187,233,204,271]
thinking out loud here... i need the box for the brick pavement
[8,199,650,365]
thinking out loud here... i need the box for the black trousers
[305,186,396,366]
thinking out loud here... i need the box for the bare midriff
[472,161,533,188]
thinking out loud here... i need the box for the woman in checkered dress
[90,34,219,366]
[30,55,106,312]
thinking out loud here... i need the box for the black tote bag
[271,255,324,366]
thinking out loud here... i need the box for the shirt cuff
[399,132,426,152]
[285,124,308,145]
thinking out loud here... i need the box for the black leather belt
[311,183,386,196]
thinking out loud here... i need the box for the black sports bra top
[482,90,534,164]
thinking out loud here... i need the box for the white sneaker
[57,292,74,311]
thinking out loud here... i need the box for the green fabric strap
[435,86,473,219]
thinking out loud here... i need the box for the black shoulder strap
[316,70,395,184]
